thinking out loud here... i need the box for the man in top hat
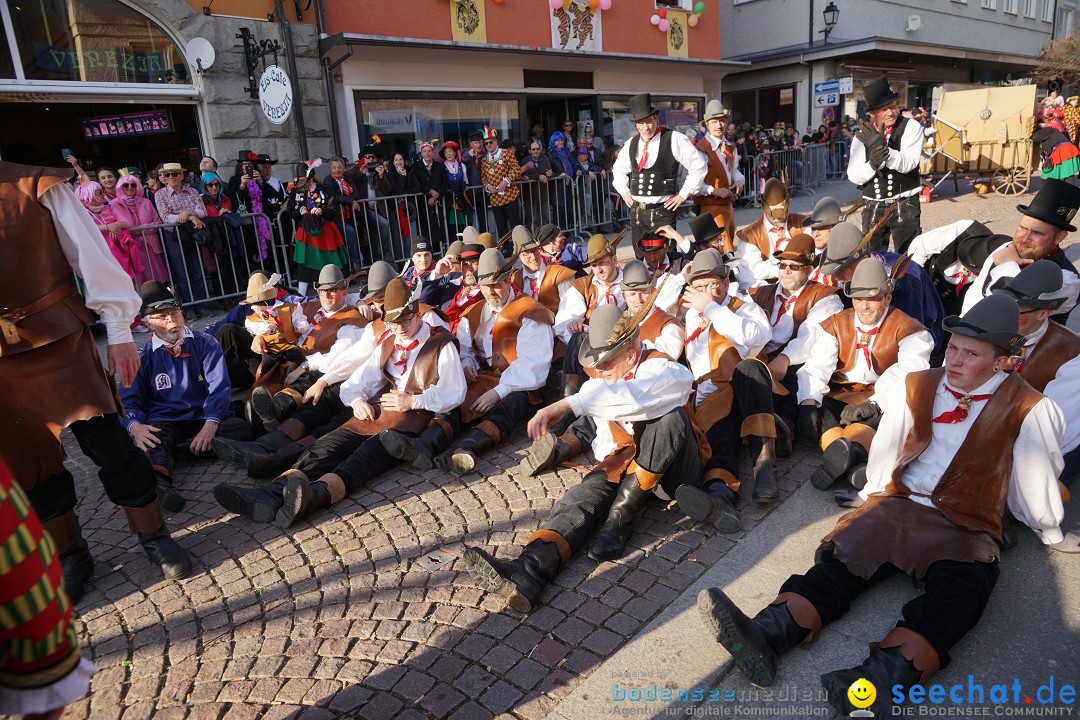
[847,75,925,253]
[247,264,370,431]
[612,93,707,259]
[819,221,946,345]
[511,225,579,315]
[736,178,808,286]
[907,220,1007,317]
[479,126,523,240]
[514,260,684,477]
[536,223,588,274]
[426,249,555,474]
[693,99,745,253]
[443,240,486,333]
[213,279,466,528]
[796,257,933,491]
[962,178,1080,320]
[672,249,782,527]
[697,293,1079,719]
[464,303,704,611]
[800,195,843,283]
[0,159,193,603]
[214,262,449,479]
[121,281,253,513]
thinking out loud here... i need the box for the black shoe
[276,477,332,528]
[676,482,741,533]
[212,428,294,469]
[249,387,278,432]
[516,433,574,477]
[272,392,299,423]
[848,464,868,491]
[749,437,779,506]
[136,526,192,580]
[821,646,922,717]
[434,428,496,475]
[213,477,287,522]
[380,424,450,472]
[155,473,186,513]
[247,437,315,480]
[810,438,867,490]
[463,540,562,613]
[589,475,651,561]
[796,405,822,445]
[59,540,94,604]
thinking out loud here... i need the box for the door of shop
[526,95,599,147]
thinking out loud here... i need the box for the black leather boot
[212,419,307,470]
[434,427,497,475]
[589,475,652,561]
[516,433,577,477]
[748,436,779,506]
[154,469,185,513]
[272,391,300,423]
[774,414,794,459]
[848,464,869,491]
[247,436,316,480]
[380,424,451,472]
[676,480,741,533]
[810,438,868,490]
[249,386,278,432]
[123,500,192,580]
[213,475,289,522]
[697,588,813,687]
[276,475,334,528]
[821,645,925,716]
[463,540,563,613]
[43,512,93,604]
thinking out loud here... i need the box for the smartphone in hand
[61,148,74,162]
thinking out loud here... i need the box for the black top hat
[688,213,725,246]
[957,233,1011,273]
[636,227,669,252]
[236,149,255,163]
[863,76,900,112]
[1016,178,1080,232]
[362,261,398,301]
[360,145,381,159]
[629,93,660,123]
[942,294,1024,355]
[254,153,278,165]
[139,280,182,316]
[993,259,1068,310]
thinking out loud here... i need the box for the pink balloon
[687,13,699,26]
[658,18,670,31]
[550,0,562,8]
[599,0,612,9]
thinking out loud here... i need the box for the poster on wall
[551,0,603,52]
[450,0,487,43]
[666,10,689,59]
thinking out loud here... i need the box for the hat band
[640,238,666,248]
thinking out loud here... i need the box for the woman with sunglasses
[109,172,169,286]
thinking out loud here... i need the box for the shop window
[656,0,694,10]
[601,97,702,141]
[5,0,188,83]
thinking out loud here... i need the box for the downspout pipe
[273,0,309,159]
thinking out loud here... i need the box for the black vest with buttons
[859,116,920,200]
[629,128,678,197]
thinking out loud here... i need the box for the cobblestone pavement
[52,183,1070,720]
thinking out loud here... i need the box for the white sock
[297,281,309,296]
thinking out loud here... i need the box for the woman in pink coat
[110,173,170,285]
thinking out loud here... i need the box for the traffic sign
[814,80,839,94]
[814,93,839,107]
[838,76,853,94]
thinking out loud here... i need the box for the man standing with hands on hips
[847,76,924,254]
[613,93,707,260]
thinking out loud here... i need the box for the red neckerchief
[376,327,393,345]
[636,126,664,171]
[855,326,880,370]
[932,385,993,424]
[947,268,974,296]
[163,343,190,359]
[455,285,481,306]
[595,276,618,306]
[337,176,354,219]
[647,258,669,281]
[393,338,419,369]
[540,247,558,263]
[773,294,797,327]
[684,312,710,346]
[312,308,327,326]
[883,125,894,142]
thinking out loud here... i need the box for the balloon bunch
[651,1,706,30]
[689,1,705,27]
[550,0,612,10]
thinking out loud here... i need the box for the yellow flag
[451,0,487,43]
[666,11,689,58]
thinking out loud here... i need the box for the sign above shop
[258,65,293,125]
[80,110,173,139]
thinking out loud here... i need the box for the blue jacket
[838,251,946,345]
[120,328,233,428]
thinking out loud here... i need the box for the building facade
[717,0,1065,130]
[0,0,333,175]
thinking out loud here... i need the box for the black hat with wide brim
[957,233,1011,273]
[1016,178,1080,232]
[942,294,1025,355]
[862,76,900,112]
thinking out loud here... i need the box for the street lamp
[822,2,839,42]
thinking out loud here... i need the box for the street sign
[814,80,839,94]
[838,76,853,94]
[814,93,839,107]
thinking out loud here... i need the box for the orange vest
[298,302,369,355]
[513,264,578,315]
[693,138,732,207]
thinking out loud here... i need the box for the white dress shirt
[645,258,688,316]
[244,300,311,338]
[456,302,554,398]
[684,295,771,407]
[862,371,1067,545]
[339,323,466,413]
[300,304,370,373]
[612,129,707,204]
[319,308,448,385]
[796,309,933,405]
[907,220,979,267]
[567,352,693,463]
[763,283,844,357]
[697,134,745,194]
[847,119,924,199]
[41,184,142,345]
[1026,323,1080,454]
[554,269,625,344]
[736,216,794,286]
[962,249,1080,317]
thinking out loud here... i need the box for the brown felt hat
[762,178,789,206]
[381,277,418,323]
[774,234,816,265]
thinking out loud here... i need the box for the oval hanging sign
[259,65,293,125]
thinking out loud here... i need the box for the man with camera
[344,147,396,262]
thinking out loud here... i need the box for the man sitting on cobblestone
[464,302,703,611]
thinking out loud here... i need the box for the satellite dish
[186,37,215,74]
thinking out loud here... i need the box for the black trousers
[259,347,306,376]
[28,414,157,523]
[703,359,775,488]
[294,425,402,492]
[863,194,922,254]
[562,331,587,379]
[774,362,802,428]
[630,202,676,260]
[780,550,999,668]
[539,408,702,554]
[145,417,253,474]
[491,202,522,243]
[475,390,535,441]
[282,370,325,395]
[215,323,259,391]
[291,384,352,438]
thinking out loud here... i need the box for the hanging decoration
[551,0,604,52]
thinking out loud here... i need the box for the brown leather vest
[570,275,623,321]
[640,308,677,344]
[750,281,837,339]
[1020,321,1080,392]
[883,369,1043,539]
[299,304,370,355]
[736,214,808,259]
[512,263,577,315]
[246,302,301,353]
[820,307,925,381]
[462,295,555,373]
[693,138,731,206]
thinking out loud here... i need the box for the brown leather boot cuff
[279,387,304,404]
[433,418,455,442]
[627,461,663,491]
[841,422,876,452]
[704,468,740,493]
[320,473,348,503]
[740,413,777,439]
[559,433,584,456]
[475,420,502,444]
[878,627,941,683]
[277,418,308,441]
[772,592,823,647]
[41,511,82,556]
[528,529,570,567]
[123,499,165,534]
